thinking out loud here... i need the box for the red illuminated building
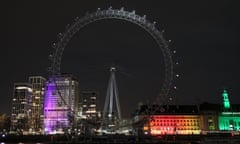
[134,105,200,135]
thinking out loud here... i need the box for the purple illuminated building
[44,74,79,134]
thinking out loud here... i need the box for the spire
[222,89,230,109]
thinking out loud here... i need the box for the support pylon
[102,67,121,130]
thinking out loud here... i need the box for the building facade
[44,74,79,134]
[218,90,240,131]
[0,114,10,131]
[134,105,201,135]
[133,90,240,136]
[219,112,240,131]
[199,103,219,132]
[79,91,98,120]
[10,83,32,133]
[28,76,46,133]
[146,115,200,135]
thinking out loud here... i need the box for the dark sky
[4,0,240,118]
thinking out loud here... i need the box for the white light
[222,112,240,115]
[28,88,32,92]
[86,110,96,113]
[16,87,29,90]
[176,74,180,77]
[35,91,41,94]
[110,67,116,71]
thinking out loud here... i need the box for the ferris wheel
[48,7,174,107]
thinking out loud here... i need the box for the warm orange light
[143,115,200,135]
[143,126,148,131]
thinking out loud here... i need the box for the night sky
[4,0,240,118]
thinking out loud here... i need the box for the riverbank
[1,134,240,144]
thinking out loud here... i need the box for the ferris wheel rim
[49,7,174,104]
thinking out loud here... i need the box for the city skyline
[4,0,240,118]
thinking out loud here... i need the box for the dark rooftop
[135,105,199,115]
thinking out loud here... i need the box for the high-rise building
[10,83,32,133]
[80,91,98,120]
[44,74,79,134]
[28,76,46,133]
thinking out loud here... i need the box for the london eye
[47,7,174,133]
